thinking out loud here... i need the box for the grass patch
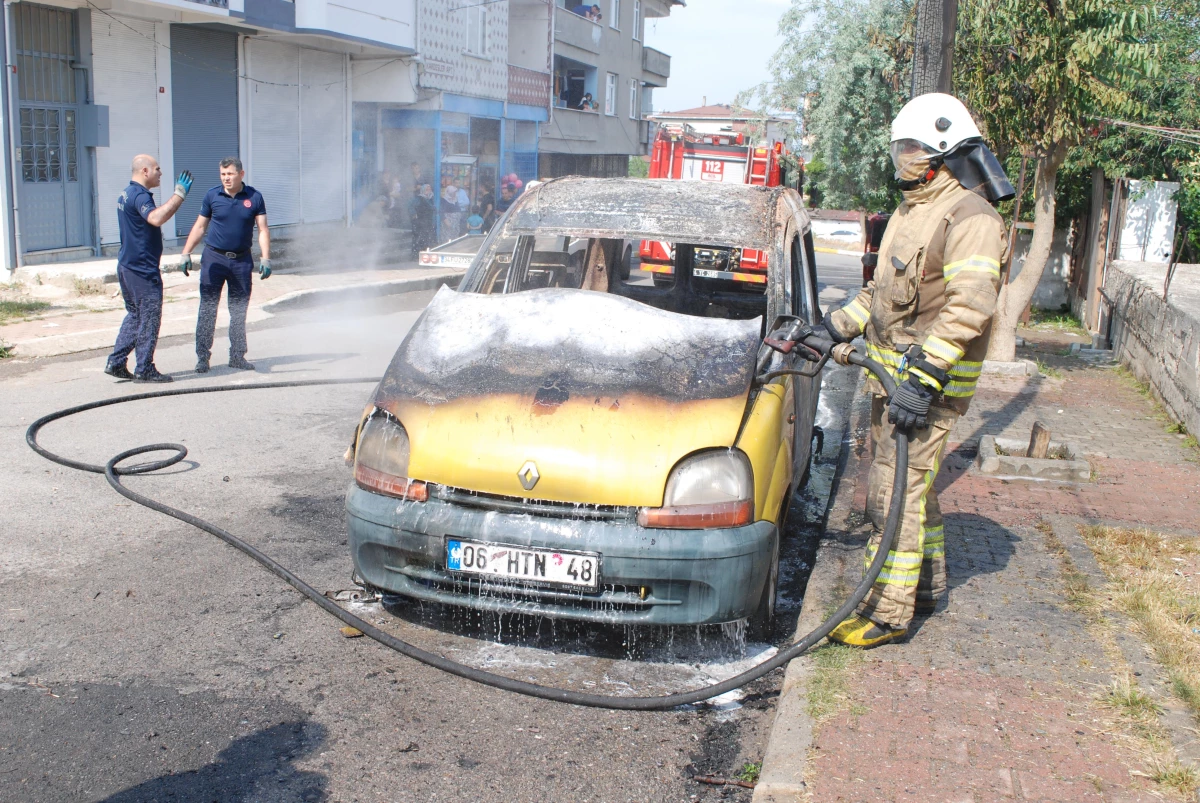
[1035,358,1064,379]
[0,298,51,324]
[72,277,105,295]
[1028,308,1089,336]
[806,642,865,722]
[0,341,12,359]
[1150,759,1200,796]
[735,761,762,785]
[1081,525,1200,724]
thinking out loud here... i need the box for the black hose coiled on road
[25,344,907,710]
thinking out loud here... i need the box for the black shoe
[195,359,210,374]
[104,363,134,380]
[228,357,255,371]
[133,367,174,383]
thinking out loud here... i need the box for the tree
[748,0,912,211]
[955,0,1159,360]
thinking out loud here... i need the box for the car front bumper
[345,484,777,626]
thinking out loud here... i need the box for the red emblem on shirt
[243,199,252,208]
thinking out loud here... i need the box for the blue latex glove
[173,170,194,201]
[258,258,272,280]
[179,253,193,277]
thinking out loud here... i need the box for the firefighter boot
[828,614,907,648]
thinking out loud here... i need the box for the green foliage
[956,1,1158,160]
[628,157,649,179]
[751,0,911,211]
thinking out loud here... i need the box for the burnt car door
[787,210,822,490]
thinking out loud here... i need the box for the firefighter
[821,93,1016,647]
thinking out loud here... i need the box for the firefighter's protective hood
[890,93,1015,203]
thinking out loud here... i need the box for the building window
[628,78,638,119]
[605,73,617,115]
[465,7,487,56]
[610,0,620,29]
[554,54,598,110]
[632,0,641,39]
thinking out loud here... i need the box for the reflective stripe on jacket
[829,169,1008,414]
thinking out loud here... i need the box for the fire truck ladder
[745,146,770,186]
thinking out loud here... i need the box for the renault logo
[517,460,540,491]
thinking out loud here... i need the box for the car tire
[619,244,632,280]
[747,529,780,641]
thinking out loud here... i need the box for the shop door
[13,4,86,252]
[170,25,239,238]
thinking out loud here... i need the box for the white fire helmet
[889,93,982,176]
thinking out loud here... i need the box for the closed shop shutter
[92,15,160,245]
[300,48,346,223]
[170,25,239,238]
[247,39,301,226]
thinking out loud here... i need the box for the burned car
[345,177,822,633]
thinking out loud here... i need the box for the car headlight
[638,449,753,529]
[354,412,427,501]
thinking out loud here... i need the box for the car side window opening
[789,233,817,323]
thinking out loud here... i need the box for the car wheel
[620,245,632,280]
[748,529,780,641]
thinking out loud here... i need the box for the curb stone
[753,374,872,803]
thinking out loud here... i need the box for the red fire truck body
[640,125,796,285]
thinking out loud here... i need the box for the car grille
[429,484,638,523]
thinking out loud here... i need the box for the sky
[642,0,790,113]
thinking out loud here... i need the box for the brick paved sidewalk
[757,332,1200,803]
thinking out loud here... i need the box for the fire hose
[25,334,908,711]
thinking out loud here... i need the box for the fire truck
[640,124,803,286]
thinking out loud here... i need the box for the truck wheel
[620,245,632,279]
[748,531,780,641]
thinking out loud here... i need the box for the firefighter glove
[888,375,935,431]
[173,170,194,201]
[258,258,272,280]
[180,253,193,278]
[819,313,850,345]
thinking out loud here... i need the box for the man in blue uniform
[105,155,193,383]
[179,157,271,372]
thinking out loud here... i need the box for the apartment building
[538,0,681,179]
[1,0,415,272]
[350,0,552,239]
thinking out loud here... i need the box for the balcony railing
[642,46,670,80]
[509,64,551,109]
[555,7,602,55]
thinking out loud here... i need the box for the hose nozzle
[831,342,857,366]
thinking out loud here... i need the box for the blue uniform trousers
[108,266,164,374]
[196,247,253,363]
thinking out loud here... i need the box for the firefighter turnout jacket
[828,168,1009,413]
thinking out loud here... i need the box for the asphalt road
[0,256,862,803]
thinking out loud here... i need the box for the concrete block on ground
[982,359,1037,377]
[976,435,1091,482]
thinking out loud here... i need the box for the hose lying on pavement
[25,343,907,711]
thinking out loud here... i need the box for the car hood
[373,286,762,507]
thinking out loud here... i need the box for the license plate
[445,539,600,592]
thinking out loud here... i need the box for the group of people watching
[382,163,520,258]
[570,4,602,21]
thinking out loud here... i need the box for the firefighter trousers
[860,395,958,628]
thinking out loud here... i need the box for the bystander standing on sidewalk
[179,157,270,373]
[104,155,193,383]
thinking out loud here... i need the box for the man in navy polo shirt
[105,154,193,383]
[179,157,270,372]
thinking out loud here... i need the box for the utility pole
[911,0,958,96]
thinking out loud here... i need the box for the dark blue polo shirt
[199,184,267,253]
[116,181,163,278]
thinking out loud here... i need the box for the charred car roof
[501,177,785,250]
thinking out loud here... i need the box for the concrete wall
[1009,227,1072,310]
[1106,260,1200,439]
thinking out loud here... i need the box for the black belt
[206,245,250,259]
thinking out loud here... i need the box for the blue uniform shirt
[199,184,267,253]
[116,181,163,277]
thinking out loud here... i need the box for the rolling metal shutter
[300,48,346,223]
[170,25,239,238]
[92,15,160,245]
[247,39,301,225]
